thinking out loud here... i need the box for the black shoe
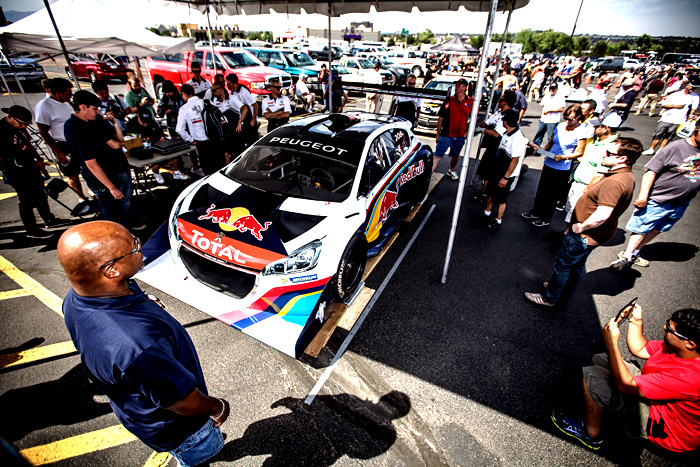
[555,205,565,212]
[532,219,550,227]
[486,219,502,232]
[45,217,72,228]
[26,229,53,240]
[521,211,538,220]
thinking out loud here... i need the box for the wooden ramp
[303,172,443,358]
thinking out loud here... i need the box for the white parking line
[305,204,436,405]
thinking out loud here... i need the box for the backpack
[201,99,230,142]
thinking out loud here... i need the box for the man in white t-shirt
[186,62,212,99]
[262,77,291,132]
[225,73,258,131]
[643,82,698,155]
[35,77,87,200]
[533,83,566,146]
[294,74,316,112]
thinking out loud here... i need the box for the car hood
[177,185,324,271]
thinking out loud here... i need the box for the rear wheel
[412,65,423,77]
[335,232,367,302]
[88,71,97,83]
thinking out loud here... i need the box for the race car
[138,112,433,357]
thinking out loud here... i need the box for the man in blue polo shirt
[434,78,474,180]
[58,221,230,467]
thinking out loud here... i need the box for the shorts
[54,141,82,177]
[583,353,650,439]
[484,176,514,204]
[625,198,689,234]
[434,136,465,159]
[651,121,679,142]
[169,418,224,467]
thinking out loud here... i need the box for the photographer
[92,80,128,131]
[124,77,156,121]
[552,305,700,452]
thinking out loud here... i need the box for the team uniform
[176,96,224,175]
[261,95,291,132]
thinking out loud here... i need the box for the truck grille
[265,74,292,90]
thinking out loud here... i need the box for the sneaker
[641,148,655,156]
[191,168,205,177]
[45,217,71,228]
[524,292,554,307]
[610,255,634,270]
[153,173,165,184]
[555,204,565,212]
[617,251,649,267]
[446,170,459,180]
[26,229,53,240]
[173,171,189,181]
[486,219,502,232]
[551,411,603,450]
[532,219,550,227]
[521,211,539,220]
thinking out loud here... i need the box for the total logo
[198,205,272,240]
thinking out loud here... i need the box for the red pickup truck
[146,47,292,102]
[65,54,129,83]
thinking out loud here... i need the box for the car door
[268,52,285,71]
[203,51,224,80]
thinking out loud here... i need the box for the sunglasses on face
[99,236,141,270]
[665,319,689,341]
[565,117,579,122]
[270,85,282,89]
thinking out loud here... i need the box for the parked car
[365,55,412,85]
[596,56,625,72]
[338,57,395,84]
[384,49,428,77]
[154,112,433,357]
[146,47,292,103]
[245,48,321,83]
[306,46,343,62]
[65,54,129,83]
[622,58,643,70]
[0,56,47,92]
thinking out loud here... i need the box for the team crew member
[434,78,473,179]
[474,110,528,232]
[176,84,224,176]
[262,77,292,132]
[187,62,212,98]
[225,73,258,130]
[394,74,422,127]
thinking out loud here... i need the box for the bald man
[58,221,229,466]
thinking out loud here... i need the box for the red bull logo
[198,205,272,241]
[378,185,399,223]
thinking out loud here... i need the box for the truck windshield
[219,52,263,68]
[282,52,315,67]
[224,146,357,202]
[358,59,374,69]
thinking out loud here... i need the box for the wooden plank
[304,302,348,358]
[338,286,375,331]
[363,232,400,281]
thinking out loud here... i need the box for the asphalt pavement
[1,69,699,467]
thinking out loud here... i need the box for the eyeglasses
[564,117,579,122]
[605,150,622,157]
[99,235,141,270]
[270,85,282,89]
[665,319,689,341]
[407,82,416,87]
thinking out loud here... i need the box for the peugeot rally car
[138,112,433,357]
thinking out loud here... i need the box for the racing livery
[138,112,433,357]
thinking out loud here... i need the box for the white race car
[138,112,433,357]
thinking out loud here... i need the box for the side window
[391,129,410,155]
[194,51,204,66]
[379,131,397,166]
[205,53,224,70]
[259,51,271,64]
[169,53,184,63]
[272,53,283,64]
[359,136,392,195]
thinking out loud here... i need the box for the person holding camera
[552,305,700,452]
[124,77,156,121]
[92,80,128,131]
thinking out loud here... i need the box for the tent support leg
[0,63,17,106]
[441,0,500,284]
[42,0,81,90]
[205,0,217,75]
[327,2,333,115]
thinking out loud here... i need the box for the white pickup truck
[338,57,395,84]
[384,50,427,77]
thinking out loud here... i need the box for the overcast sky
[4,0,700,38]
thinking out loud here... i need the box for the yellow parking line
[0,289,33,299]
[0,255,64,316]
[19,425,138,465]
[0,340,77,369]
[143,451,172,467]
[0,192,17,200]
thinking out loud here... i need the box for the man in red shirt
[434,78,474,179]
[552,305,700,452]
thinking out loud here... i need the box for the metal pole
[441,0,500,284]
[205,0,217,74]
[484,0,514,119]
[43,0,81,90]
[327,2,333,115]
[0,49,34,111]
[0,66,17,105]
[568,0,585,53]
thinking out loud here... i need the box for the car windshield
[358,59,374,69]
[380,56,396,65]
[219,51,262,68]
[332,65,351,75]
[282,52,315,67]
[224,146,357,202]
[425,80,456,92]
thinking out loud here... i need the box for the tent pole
[42,0,81,90]
[0,67,17,105]
[484,0,515,119]
[441,0,500,284]
[0,49,31,110]
[327,2,332,115]
[205,0,217,75]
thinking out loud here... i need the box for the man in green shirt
[124,77,155,121]
[564,113,622,223]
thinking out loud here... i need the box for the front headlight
[262,240,322,276]
[308,77,319,84]
[251,81,266,90]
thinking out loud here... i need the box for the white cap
[602,113,622,129]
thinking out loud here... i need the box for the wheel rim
[342,244,365,293]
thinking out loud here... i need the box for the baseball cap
[455,78,468,85]
[601,113,622,129]
[2,105,32,123]
[622,78,635,87]
[72,90,102,108]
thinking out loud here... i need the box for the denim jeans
[90,170,133,227]
[169,418,224,467]
[533,121,557,147]
[542,230,597,305]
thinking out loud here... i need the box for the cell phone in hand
[615,297,638,322]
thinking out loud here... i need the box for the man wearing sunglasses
[0,105,71,239]
[58,221,230,467]
[261,77,291,132]
[552,306,700,452]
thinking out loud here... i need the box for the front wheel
[88,71,97,83]
[335,232,367,302]
[412,65,423,77]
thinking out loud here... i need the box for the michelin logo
[290,274,318,284]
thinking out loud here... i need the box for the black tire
[412,65,423,77]
[88,71,97,83]
[335,232,367,302]
[155,82,164,101]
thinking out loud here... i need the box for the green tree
[387,36,395,47]
[636,34,653,52]
[533,29,558,53]
[406,35,415,46]
[470,35,484,50]
[590,41,608,57]
[147,27,161,36]
[574,36,590,55]
[617,42,631,52]
[415,29,435,45]
[514,29,536,54]
[607,43,621,56]
[554,32,573,55]
[222,30,229,42]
